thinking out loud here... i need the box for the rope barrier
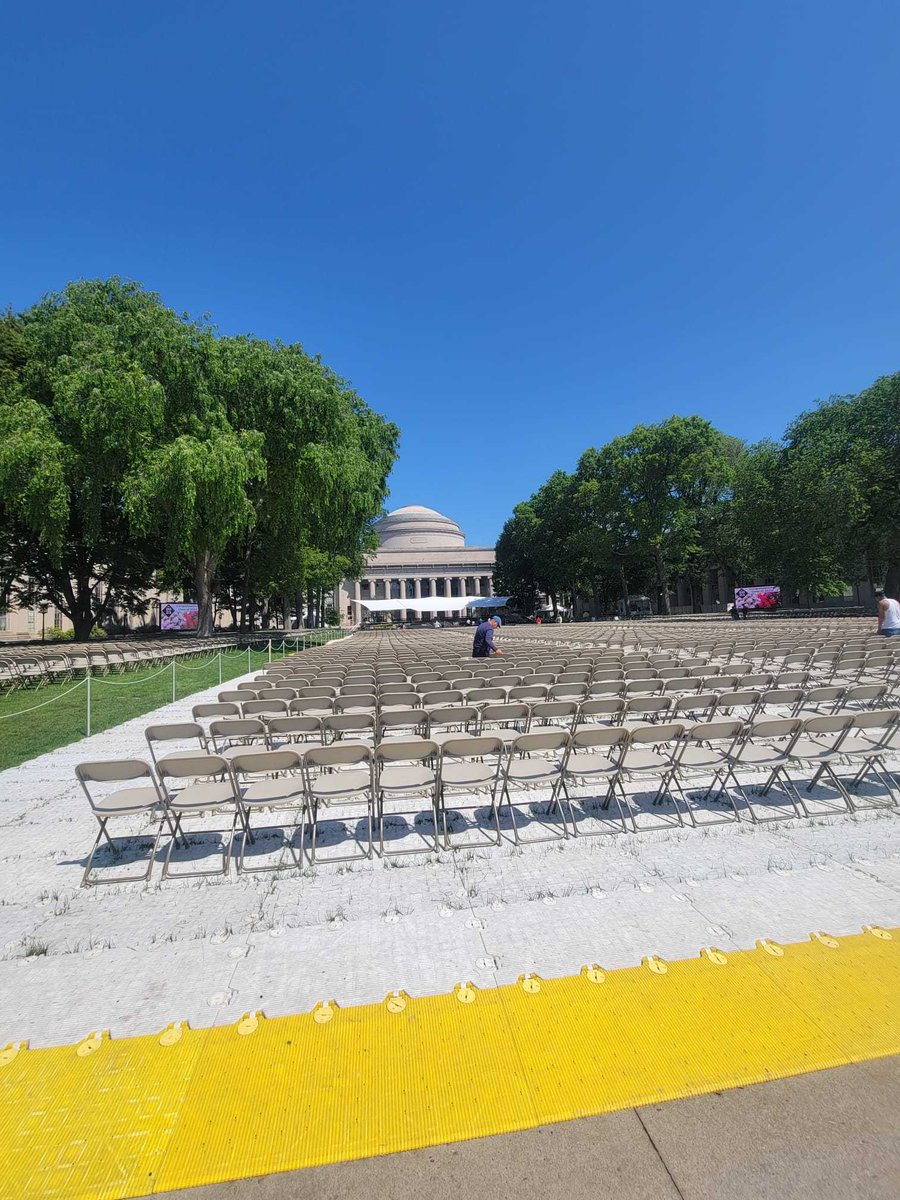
[0,678,87,720]
[90,664,172,686]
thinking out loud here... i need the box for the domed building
[335,505,496,624]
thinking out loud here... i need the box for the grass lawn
[0,635,340,771]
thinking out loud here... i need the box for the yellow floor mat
[2,926,898,1199]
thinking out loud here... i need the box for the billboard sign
[733,585,781,612]
[160,602,199,632]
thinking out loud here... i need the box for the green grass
[0,633,343,771]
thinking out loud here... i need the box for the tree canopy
[0,278,399,636]
[495,378,900,615]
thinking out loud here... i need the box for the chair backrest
[579,698,625,721]
[229,748,303,776]
[844,683,888,701]
[427,705,478,730]
[416,679,451,694]
[193,702,240,720]
[378,682,411,695]
[267,716,322,741]
[157,753,229,779]
[290,698,334,715]
[570,727,628,751]
[218,690,247,702]
[672,693,718,715]
[684,718,743,742]
[440,734,504,758]
[469,688,508,704]
[508,685,549,701]
[209,718,266,745]
[76,758,154,785]
[236,681,261,692]
[333,695,376,714]
[628,722,685,744]
[718,689,762,709]
[748,716,802,740]
[323,712,376,739]
[624,696,671,716]
[241,699,289,717]
[625,680,664,696]
[850,709,900,735]
[800,714,854,735]
[509,730,569,754]
[341,685,377,696]
[146,721,205,744]
[532,700,580,724]
[422,689,463,706]
[304,743,372,768]
[265,688,298,700]
[379,707,428,732]
[480,703,530,726]
[549,683,588,700]
[376,738,439,763]
[301,686,337,699]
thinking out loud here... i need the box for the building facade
[334,505,496,625]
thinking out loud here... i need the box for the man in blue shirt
[472,615,502,658]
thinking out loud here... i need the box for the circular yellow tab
[159,1022,184,1047]
[521,975,541,994]
[584,966,606,984]
[0,1042,24,1066]
[313,1003,335,1024]
[703,948,728,966]
[237,1012,259,1036]
[757,938,785,957]
[813,931,839,949]
[645,956,668,975]
[864,925,892,940]
[386,994,407,1014]
[456,985,476,1004]
[76,1033,103,1057]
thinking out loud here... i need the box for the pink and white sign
[160,602,199,631]
[733,585,781,612]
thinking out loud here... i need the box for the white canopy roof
[354,596,505,613]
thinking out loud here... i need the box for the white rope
[91,664,171,686]
[0,678,87,719]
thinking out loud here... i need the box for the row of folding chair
[80,706,900,884]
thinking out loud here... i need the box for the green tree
[0,280,191,638]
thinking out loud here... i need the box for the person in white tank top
[876,588,900,636]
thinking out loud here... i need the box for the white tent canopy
[354,595,506,614]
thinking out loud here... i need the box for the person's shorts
[881,627,900,637]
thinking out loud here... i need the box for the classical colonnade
[354,574,493,619]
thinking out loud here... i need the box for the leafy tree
[577,416,733,614]
[0,280,190,638]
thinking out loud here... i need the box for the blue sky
[3,2,899,546]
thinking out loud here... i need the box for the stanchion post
[218,651,222,686]
[247,645,251,674]
[268,638,272,664]
[172,658,177,704]
[86,665,91,737]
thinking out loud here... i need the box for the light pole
[39,601,50,642]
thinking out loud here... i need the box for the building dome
[374,505,465,550]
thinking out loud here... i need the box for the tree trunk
[194,552,217,636]
[281,595,290,629]
[654,552,671,615]
[885,563,900,600]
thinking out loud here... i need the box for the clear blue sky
[3,2,899,546]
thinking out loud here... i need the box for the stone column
[399,577,408,622]
[353,580,361,624]
[486,575,494,597]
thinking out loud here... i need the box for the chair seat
[732,745,788,767]
[309,769,372,799]
[441,762,499,788]
[240,779,305,807]
[621,748,675,773]
[429,728,475,745]
[786,739,843,763]
[676,747,730,770]
[482,727,525,745]
[168,781,235,812]
[378,764,436,791]
[92,785,162,816]
[506,759,561,784]
[564,753,619,778]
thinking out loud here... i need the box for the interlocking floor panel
[2,927,898,1200]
